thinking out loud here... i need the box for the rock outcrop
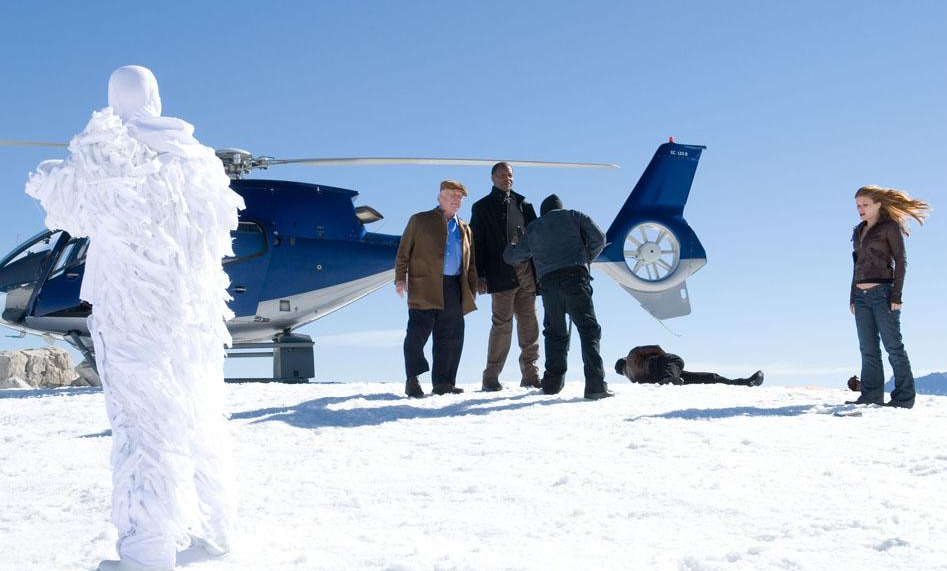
[0,347,99,388]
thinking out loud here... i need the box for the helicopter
[0,138,707,382]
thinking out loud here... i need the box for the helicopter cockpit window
[49,240,78,277]
[2,231,62,269]
[48,237,88,279]
[224,221,266,264]
[0,230,64,293]
[74,240,89,264]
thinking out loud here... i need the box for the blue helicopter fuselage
[1,140,711,347]
[224,179,399,340]
[0,179,401,342]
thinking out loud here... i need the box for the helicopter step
[225,332,314,383]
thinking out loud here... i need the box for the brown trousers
[483,261,540,382]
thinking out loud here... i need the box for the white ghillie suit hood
[26,65,245,340]
[24,65,243,568]
[108,65,162,121]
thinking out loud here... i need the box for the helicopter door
[0,230,69,324]
[30,237,91,319]
[223,220,272,318]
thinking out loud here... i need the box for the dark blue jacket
[503,208,605,282]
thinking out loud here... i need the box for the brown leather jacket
[395,208,478,315]
[850,218,906,304]
[622,345,667,382]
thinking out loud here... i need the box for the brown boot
[519,378,542,389]
[405,376,424,398]
[433,383,464,395]
[481,378,503,392]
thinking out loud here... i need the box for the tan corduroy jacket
[395,208,478,315]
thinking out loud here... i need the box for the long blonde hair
[855,185,931,235]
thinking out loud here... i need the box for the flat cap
[439,179,468,196]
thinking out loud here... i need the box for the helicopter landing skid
[225,332,314,384]
[68,330,97,373]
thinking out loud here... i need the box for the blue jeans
[853,283,915,406]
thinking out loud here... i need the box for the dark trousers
[651,354,746,385]
[854,283,915,406]
[538,266,605,393]
[403,276,465,385]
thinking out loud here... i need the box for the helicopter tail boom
[592,141,708,320]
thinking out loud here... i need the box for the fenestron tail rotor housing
[623,222,680,282]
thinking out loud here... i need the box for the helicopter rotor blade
[0,139,68,148]
[266,157,619,169]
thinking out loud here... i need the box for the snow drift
[1,382,945,571]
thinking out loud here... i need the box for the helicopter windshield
[0,230,65,292]
[0,229,67,323]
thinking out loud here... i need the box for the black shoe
[405,376,424,398]
[746,371,764,387]
[433,383,464,395]
[584,390,615,400]
[541,376,564,395]
[883,400,914,409]
[659,376,684,385]
[519,378,542,389]
[481,378,503,392]
[844,396,882,405]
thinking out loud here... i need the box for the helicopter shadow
[625,404,816,422]
[231,390,584,430]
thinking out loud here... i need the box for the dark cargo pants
[650,354,749,385]
[537,266,605,394]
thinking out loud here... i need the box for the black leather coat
[470,187,537,293]
[851,218,906,304]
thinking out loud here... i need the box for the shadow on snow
[626,404,816,422]
[0,386,100,400]
[232,391,584,429]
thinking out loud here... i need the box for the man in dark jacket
[395,180,479,398]
[503,194,612,399]
[616,345,764,386]
[469,162,541,392]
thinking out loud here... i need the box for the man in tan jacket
[395,180,478,397]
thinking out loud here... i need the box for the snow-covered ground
[2,381,946,571]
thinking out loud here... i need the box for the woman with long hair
[848,185,930,408]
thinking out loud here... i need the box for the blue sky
[1,1,944,387]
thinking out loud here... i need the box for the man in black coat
[469,162,541,392]
[503,194,613,400]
